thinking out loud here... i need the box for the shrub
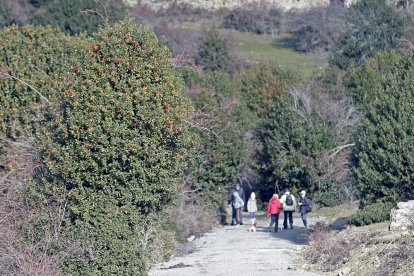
[343,51,403,108]
[195,29,235,73]
[287,3,345,53]
[353,51,414,204]
[222,3,281,35]
[180,68,249,209]
[0,25,86,140]
[34,20,194,274]
[330,0,405,69]
[349,202,394,226]
[32,0,127,35]
[303,223,353,271]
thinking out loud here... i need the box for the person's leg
[302,212,308,228]
[269,214,275,227]
[240,208,244,225]
[283,211,288,229]
[236,208,241,224]
[274,213,279,232]
[231,206,236,225]
[289,211,293,229]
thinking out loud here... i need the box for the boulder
[389,200,414,231]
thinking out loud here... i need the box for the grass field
[176,20,327,78]
[226,30,327,78]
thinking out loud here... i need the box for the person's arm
[301,198,309,206]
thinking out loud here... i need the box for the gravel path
[149,212,323,276]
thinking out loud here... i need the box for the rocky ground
[149,213,324,276]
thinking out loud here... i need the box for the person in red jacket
[267,194,283,232]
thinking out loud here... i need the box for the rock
[337,267,351,276]
[389,200,414,231]
[187,235,195,242]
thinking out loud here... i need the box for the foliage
[32,0,126,35]
[0,25,86,140]
[222,3,281,35]
[0,0,127,34]
[31,20,193,274]
[235,64,295,121]
[287,4,345,53]
[353,51,414,205]
[0,0,33,27]
[349,202,393,226]
[254,92,335,201]
[180,68,248,208]
[344,51,403,108]
[330,0,405,69]
[195,29,234,73]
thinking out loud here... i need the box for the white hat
[300,190,306,196]
[251,192,256,199]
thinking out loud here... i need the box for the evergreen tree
[330,0,404,69]
[353,51,414,204]
[196,29,233,72]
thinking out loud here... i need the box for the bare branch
[0,72,50,104]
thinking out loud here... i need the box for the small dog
[249,218,257,232]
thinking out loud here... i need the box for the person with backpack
[235,183,245,225]
[247,192,258,232]
[280,190,297,229]
[232,190,244,225]
[266,194,283,232]
[299,190,312,228]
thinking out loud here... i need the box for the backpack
[285,194,293,206]
[306,199,313,212]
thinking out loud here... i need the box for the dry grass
[303,221,414,276]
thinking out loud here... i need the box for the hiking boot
[290,225,294,229]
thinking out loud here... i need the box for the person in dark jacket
[299,190,310,228]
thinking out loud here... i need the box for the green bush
[180,68,249,208]
[196,29,234,73]
[34,20,194,274]
[330,0,404,69]
[222,3,281,35]
[254,92,335,201]
[33,0,127,35]
[353,51,414,204]
[349,202,394,226]
[0,25,86,139]
[344,51,402,108]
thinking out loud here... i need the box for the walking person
[235,183,245,225]
[267,194,282,232]
[227,186,237,225]
[280,190,297,229]
[232,191,244,225]
[247,192,258,231]
[299,190,311,228]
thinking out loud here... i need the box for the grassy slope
[177,21,327,78]
[228,30,327,78]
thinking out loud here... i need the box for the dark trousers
[283,211,293,229]
[269,214,279,231]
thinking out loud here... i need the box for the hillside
[125,0,357,10]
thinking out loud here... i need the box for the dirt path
[149,213,323,276]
